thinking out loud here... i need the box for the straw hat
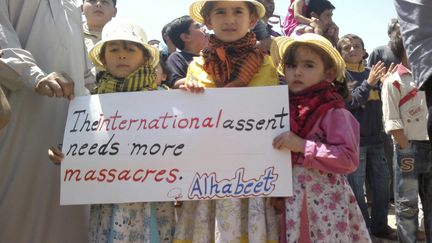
[189,0,266,24]
[270,33,346,82]
[89,20,159,69]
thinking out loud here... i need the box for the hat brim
[89,38,160,70]
[270,34,346,82]
[189,0,266,24]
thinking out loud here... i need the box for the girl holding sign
[87,20,175,243]
[50,20,175,242]
[174,0,280,242]
[270,34,371,242]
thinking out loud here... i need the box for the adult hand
[35,72,75,100]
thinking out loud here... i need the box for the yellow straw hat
[189,0,266,24]
[89,20,159,69]
[270,33,346,82]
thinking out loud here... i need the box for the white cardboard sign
[60,86,292,205]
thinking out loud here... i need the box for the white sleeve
[0,3,46,91]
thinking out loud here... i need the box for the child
[50,20,175,242]
[382,61,432,242]
[166,15,208,88]
[283,0,313,36]
[174,0,280,242]
[337,34,398,240]
[155,54,171,90]
[89,20,176,243]
[81,0,117,53]
[282,0,335,37]
[270,33,370,242]
[81,0,117,91]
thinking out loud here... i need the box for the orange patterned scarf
[202,32,264,87]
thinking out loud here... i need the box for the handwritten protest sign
[60,86,292,205]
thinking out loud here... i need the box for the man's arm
[0,6,75,99]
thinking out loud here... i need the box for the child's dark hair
[83,0,117,7]
[306,0,335,18]
[200,2,259,24]
[167,15,194,50]
[99,40,150,64]
[336,34,369,60]
[161,22,172,44]
[283,43,334,74]
[158,51,172,86]
[283,43,350,100]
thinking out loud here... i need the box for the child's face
[205,1,257,43]
[284,45,331,93]
[186,21,208,50]
[154,63,167,85]
[82,0,117,29]
[102,41,147,78]
[340,38,365,64]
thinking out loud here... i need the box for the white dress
[0,0,92,242]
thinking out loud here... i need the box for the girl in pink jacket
[271,33,371,242]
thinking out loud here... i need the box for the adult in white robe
[0,0,92,242]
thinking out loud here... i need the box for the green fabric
[96,65,157,94]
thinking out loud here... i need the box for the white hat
[89,20,159,69]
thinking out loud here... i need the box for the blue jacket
[346,67,385,146]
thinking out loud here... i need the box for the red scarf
[290,81,345,162]
[202,32,264,87]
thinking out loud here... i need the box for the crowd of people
[0,0,431,242]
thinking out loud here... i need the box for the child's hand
[48,145,64,165]
[180,80,205,93]
[323,22,339,46]
[367,61,386,86]
[380,62,398,82]
[272,131,305,153]
[269,197,285,214]
[310,18,324,35]
[325,22,339,37]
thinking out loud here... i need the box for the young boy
[81,0,117,52]
[337,34,398,240]
[166,15,208,88]
[382,61,432,242]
